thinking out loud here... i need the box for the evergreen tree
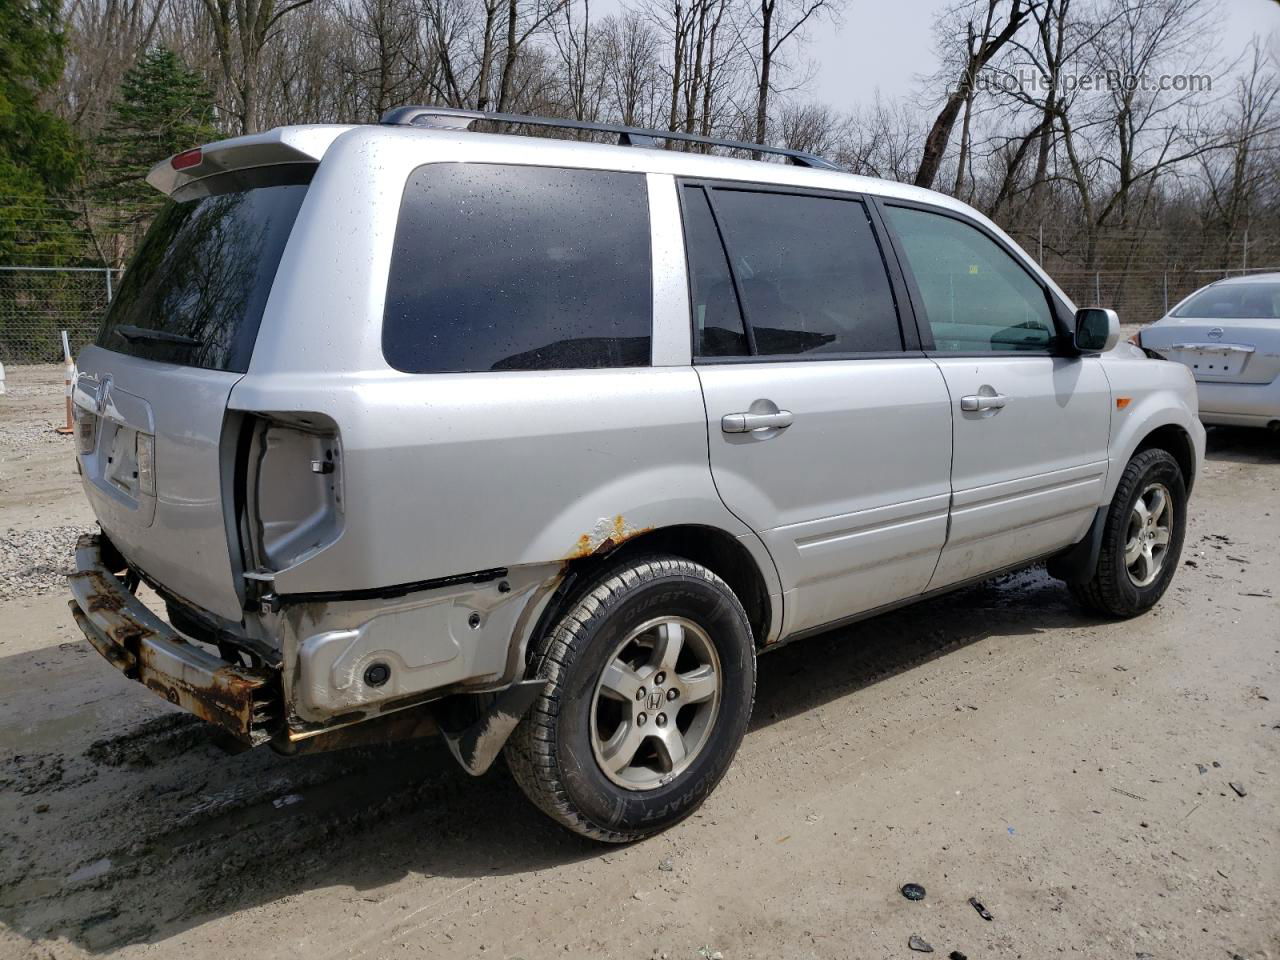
[94,47,217,224]
[0,0,80,262]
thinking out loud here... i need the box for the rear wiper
[112,325,203,348]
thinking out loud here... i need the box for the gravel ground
[0,425,71,454]
[0,526,90,603]
[0,362,1277,960]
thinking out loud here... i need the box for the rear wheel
[1070,448,1187,618]
[505,556,756,842]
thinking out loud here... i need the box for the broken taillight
[241,414,344,574]
[135,432,156,496]
[75,408,97,455]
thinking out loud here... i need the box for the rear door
[879,202,1111,591]
[74,168,312,622]
[684,182,954,637]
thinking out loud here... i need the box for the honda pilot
[68,107,1205,841]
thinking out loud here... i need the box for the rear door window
[382,163,652,373]
[682,185,904,359]
[97,170,311,373]
[682,186,749,357]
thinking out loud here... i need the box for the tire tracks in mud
[1,703,472,951]
[0,567,1078,956]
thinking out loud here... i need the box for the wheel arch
[528,524,780,661]
[1132,423,1197,495]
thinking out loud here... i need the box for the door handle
[960,393,1007,412]
[721,409,795,433]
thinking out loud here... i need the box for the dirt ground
[0,363,1277,960]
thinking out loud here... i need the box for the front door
[880,203,1112,590]
[680,182,954,636]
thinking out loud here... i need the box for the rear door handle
[960,393,1006,412]
[721,410,795,433]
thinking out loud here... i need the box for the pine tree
[0,0,81,262]
[94,48,218,225]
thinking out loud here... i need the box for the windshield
[97,170,311,373]
[1172,282,1280,320]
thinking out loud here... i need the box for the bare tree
[644,0,743,137]
[745,0,833,146]
[1197,38,1280,265]
[199,0,317,133]
[915,0,1032,189]
[601,13,661,126]
[549,0,609,119]
[839,92,926,180]
[334,0,422,119]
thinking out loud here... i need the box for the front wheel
[505,556,756,842]
[1070,448,1187,618]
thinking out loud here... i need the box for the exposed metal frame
[379,105,840,170]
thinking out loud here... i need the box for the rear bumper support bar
[67,534,280,745]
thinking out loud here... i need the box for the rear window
[382,163,652,373]
[97,169,311,373]
[1172,283,1280,319]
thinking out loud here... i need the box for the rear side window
[1172,283,1280,319]
[98,172,310,373]
[885,205,1056,353]
[682,186,903,359]
[383,164,652,373]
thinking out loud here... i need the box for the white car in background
[1137,274,1280,431]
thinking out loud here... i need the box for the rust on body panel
[565,515,653,560]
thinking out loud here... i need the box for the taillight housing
[75,406,97,455]
[1127,329,1144,348]
[135,432,156,495]
[241,414,344,574]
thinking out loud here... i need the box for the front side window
[382,163,652,373]
[885,205,1056,353]
[682,186,903,359]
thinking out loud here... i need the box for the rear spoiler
[146,125,354,198]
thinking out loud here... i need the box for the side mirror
[1074,307,1120,353]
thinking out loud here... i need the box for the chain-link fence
[1048,267,1280,324]
[0,266,121,365]
[1006,226,1279,325]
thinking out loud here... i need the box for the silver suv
[68,108,1205,841]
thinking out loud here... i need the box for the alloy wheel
[589,616,722,790]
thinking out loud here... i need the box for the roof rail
[379,105,840,171]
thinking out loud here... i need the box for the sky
[594,0,1280,112]
[800,0,1280,108]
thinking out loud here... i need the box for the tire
[1070,448,1187,618]
[505,556,756,842]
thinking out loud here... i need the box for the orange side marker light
[1116,396,1132,409]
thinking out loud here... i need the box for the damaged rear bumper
[67,533,280,745]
